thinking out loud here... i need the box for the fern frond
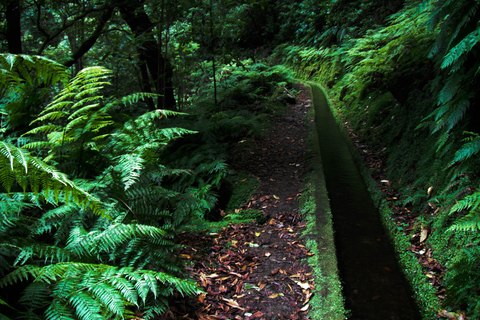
[120,92,160,107]
[2,263,200,320]
[445,246,480,317]
[451,133,480,165]
[450,191,480,214]
[45,300,76,320]
[115,153,145,191]
[448,211,480,232]
[0,54,68,88]
[69,291,103,320]
[66,223,169,255]
[14,243,76,266]
[18,281,51,310]
[0,141,103,213]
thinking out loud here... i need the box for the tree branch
[63,6,115,68]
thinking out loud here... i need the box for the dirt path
[165,84,315,320]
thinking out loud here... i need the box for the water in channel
[311,84,421,320]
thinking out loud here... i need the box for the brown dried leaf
[221,298,245,310]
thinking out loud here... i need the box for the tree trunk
[6,0,22,54]
[119,1,176,110]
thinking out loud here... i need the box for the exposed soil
[163,84,314,320]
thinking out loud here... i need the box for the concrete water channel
[310,84,421,320]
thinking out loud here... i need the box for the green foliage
[23,66,115,177]
[0,54,69,136]
[0,141,100,210]
[279,1,480,317]
[445,246,480,318]
[0,56,204,319]
[420,0,480,153]
[0,263,200,320]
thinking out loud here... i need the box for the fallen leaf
[222,298,245,310]
[252,311,265,317]
[206,273,219,278]
[268,293,279,298]
[420,226,428,243]
[304,290,312,304]
[300,304,309,312]
[295,281,310,290]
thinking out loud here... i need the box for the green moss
[300,91,347,319]
[225,170,260,213]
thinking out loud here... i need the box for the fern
[448,190,480,232]
[419,0,480,155]
[0,263,200,320]
[0,141,101,210]
[451,132,480,165]
[0,54,69,136]
[1,57,203,320]
[445,246,480,318]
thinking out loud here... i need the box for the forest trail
[168,84,316,320]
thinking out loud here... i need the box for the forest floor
[163,84,315,320]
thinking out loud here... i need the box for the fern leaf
[115,153,145,190]
[23,125,63,136]
[0,265,41,287]
[451,135,480,165]
[448,211,480,232]
[437,73,462,107]
[19,282,50,310]
[45,300,76,320]
[445,99,470,132]
[450,191,480,214]
[69,291,103,320]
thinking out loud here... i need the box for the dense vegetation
[1,0,479,319]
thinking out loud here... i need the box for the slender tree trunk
[6,0,22,54]
[119,2,176,110]
[209,3,217,106]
